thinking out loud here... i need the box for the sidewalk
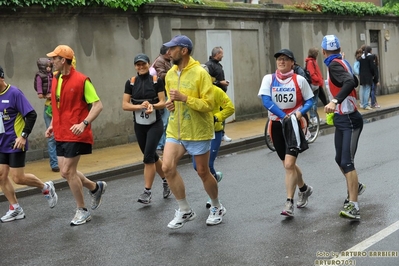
[2,93,399,200]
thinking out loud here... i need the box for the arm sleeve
[154,78,166,101]
[185,70,214,113]
[373,58,379,83]
[154,60,167,81]
[23,110,37,134]
[261,95,286,119]
[213,87,235,122]
[300,98,313,115]
[84,79,100,104]
[124,79,132,95]
[310,61,323,85]
[307,61,317,85]
[36,76,44,94]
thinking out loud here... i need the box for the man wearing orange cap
[45,45,107,226]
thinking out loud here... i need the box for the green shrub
[294,0,393,16]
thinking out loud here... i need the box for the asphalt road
[1,115,399,266]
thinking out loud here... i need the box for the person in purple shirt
[0,65,58,223]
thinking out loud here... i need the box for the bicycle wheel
[264,118,275,151]
[306,112,320,143]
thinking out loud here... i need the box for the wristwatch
[331,99,338,104]
[83,120,89,126]
[21,132,29,139]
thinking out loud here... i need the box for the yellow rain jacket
[213,86,235,132]
[165,57,214,140]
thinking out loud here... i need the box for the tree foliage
[383,0,399,7]
[1,0,399,16]
[293,0,393,16]
[0,0,194,11]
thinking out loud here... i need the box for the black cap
[0,66,4,79]
[274,49,295,62]
[134,53,150,64]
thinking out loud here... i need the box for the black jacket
[359,54,377,86]
[205,57,227,92]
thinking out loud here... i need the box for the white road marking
[337,220,399,260]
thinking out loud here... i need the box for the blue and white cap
[321,35,340,51]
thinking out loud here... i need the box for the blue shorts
[166,138,211,156]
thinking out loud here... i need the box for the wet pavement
[1,114,399,265]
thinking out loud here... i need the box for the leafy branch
[293,0,395,16]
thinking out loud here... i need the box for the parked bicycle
[264,111,320,151]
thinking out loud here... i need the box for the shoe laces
[210,206,220,214]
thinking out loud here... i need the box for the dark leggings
[333,111,363,173]
[134,119,163,164]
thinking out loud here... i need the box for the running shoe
[206,204,227,225]
[222,135,232,142]
[163,182,171,198]
[167,209,197,229]
[310,117,318,124]
[43,181,58,208]
[89,181,107,210]
[70,208,92,226]
[138,191,152,204]
[1,206,25,223]
[297,185,313,208]
[216,172,223,183]
[339,202,360,220]
[343,182,366,207]
[281,201,294,217]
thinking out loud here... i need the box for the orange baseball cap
[46,45,74,60]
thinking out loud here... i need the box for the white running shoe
[89,181,107,210]
[206,204,227,225]
[43,181,58,208]
[297,185,313,208]
[281,201,294,217]
[222,135,232,142]
[167,209,196,229]
[70,208,92,226]
[1,206,25,223]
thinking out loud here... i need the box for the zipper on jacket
[177,71,181,140]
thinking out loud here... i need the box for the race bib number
[272,87,296,109]
[134,109,156,125]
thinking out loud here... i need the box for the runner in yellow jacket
[164,56,214,141]
[162,35,226,229]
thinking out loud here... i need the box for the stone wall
[0,3,398,161]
